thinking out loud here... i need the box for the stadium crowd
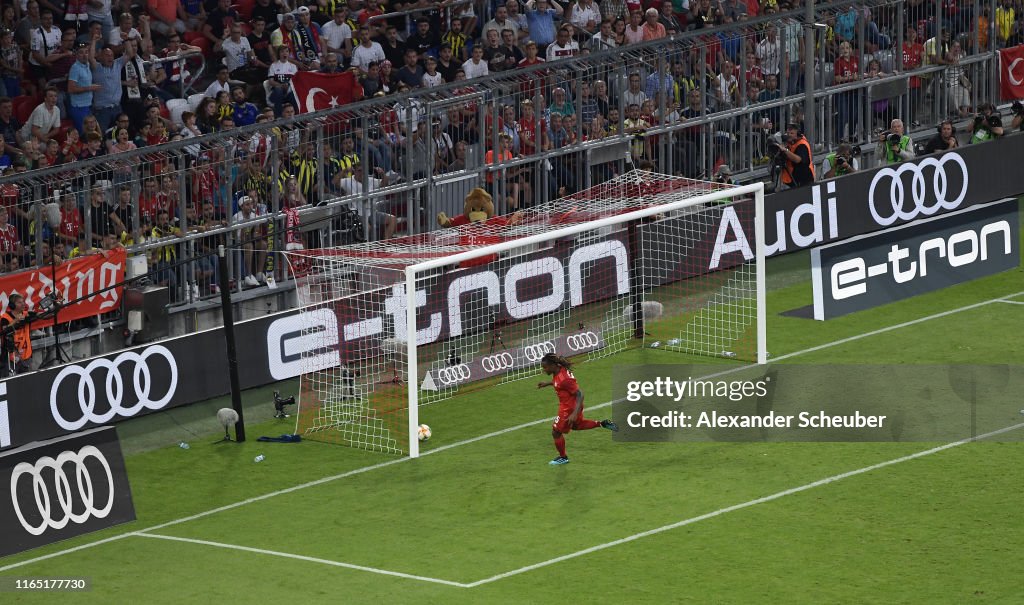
[0,0,1019,291]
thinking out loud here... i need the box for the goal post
[286,171,767,458]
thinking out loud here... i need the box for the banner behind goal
[284,171,765,456]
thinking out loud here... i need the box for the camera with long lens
[886,132,902,147]
[335,206,366,243]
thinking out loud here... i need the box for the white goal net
[284,170,765,456]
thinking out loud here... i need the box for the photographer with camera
[1,293,34,376]
[821,143,860,180]
[923,120,960,154]
[876,119,915,165]
[772,123,814,189]
[970,103,1005,144]
[1010,101,1024,132]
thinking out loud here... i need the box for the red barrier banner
[0,248,127,326]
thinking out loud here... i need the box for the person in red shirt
[833,40,860,140]
[901,26,924,125]
[57,190,83,247]
[537,352,617,465]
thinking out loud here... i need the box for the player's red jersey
[552,367,579,413]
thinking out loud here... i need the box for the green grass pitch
[1,205,1022,604]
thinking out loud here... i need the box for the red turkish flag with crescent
[290,71,362,113]
[999,45,1024,100]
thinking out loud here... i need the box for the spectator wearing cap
[67,42,101,134]
[525,0,562,51]
[205,0,239,52]
[405,17,440,59]
[641,7,666,40]
[350,24,385,73]
[321,5,353,64]
[291,6,324,70]
[436,45,460,82]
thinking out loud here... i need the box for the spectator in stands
[820,142,859,179]
[435,44,460,83]
[248,0,276,30]
[85,0,113,39]
[28,10,62,89]
[120,39,155,126]
[500,29,524,70]
[15,1,42,52]
[148,0,187,37]
[336,164,397,239]
[205,0,239,53]
[0,29,22,97]
[109,12,141,56]
[205,65,233,99]
[20,86,61,147]
[231,87,259,127]
[463,44,489,79]
[321,6,353,63]
[624,10,644,44]
[590,18,617,51]
[266,46,298,116]
[351,25,386,73]
[0,97,24,160]
[526,0,562,51]
[90,44,124,132]
[569,0,601,37]
[378,24,408,67]
[547,26,579,61]
[397,48,425,87]
[405,17,440,59]
[422,56,443,87]
[483,5,521,42]
[641,7,666,40]
[0,206,23,259]
[291,6,324,70]
[67,42,101,134]
[223,24,263,87]
[658,2,683,34]
[944,40,972,118]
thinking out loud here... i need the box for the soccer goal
[284,170,765,457]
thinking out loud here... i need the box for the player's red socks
[554,435,567,457]
[574,419,601,430]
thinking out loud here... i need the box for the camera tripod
[38,239,70,369]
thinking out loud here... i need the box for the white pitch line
[133,532,471,588]
[771,291,1024,362]
[466,420,1024,588]
[996,299,1024,306]
[1,289,1020,575]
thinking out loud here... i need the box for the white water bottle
[254,454,265,463]
[178,442,190,450]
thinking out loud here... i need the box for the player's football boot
[549,456,570,465]
[601,419,619,432]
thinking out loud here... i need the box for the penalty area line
[466,420,1024,588]
[132,532,471,588]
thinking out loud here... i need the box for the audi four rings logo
[480,352,515,373]
[868,153,969,227]
[435,364,472,385]
[11,445,114,536]
[565,332,601,352]
[49,345,179,431]
[523,341,556,362]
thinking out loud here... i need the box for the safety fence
[0,0,1013,315]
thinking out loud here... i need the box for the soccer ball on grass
[417,424,432,441]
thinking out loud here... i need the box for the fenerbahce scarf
[291,24,321,63]
[122,56,148,99]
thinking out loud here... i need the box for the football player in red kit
[537,352,617,465]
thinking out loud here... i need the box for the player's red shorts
[553,404,584,434]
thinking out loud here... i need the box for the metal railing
[0,0,1010,314]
